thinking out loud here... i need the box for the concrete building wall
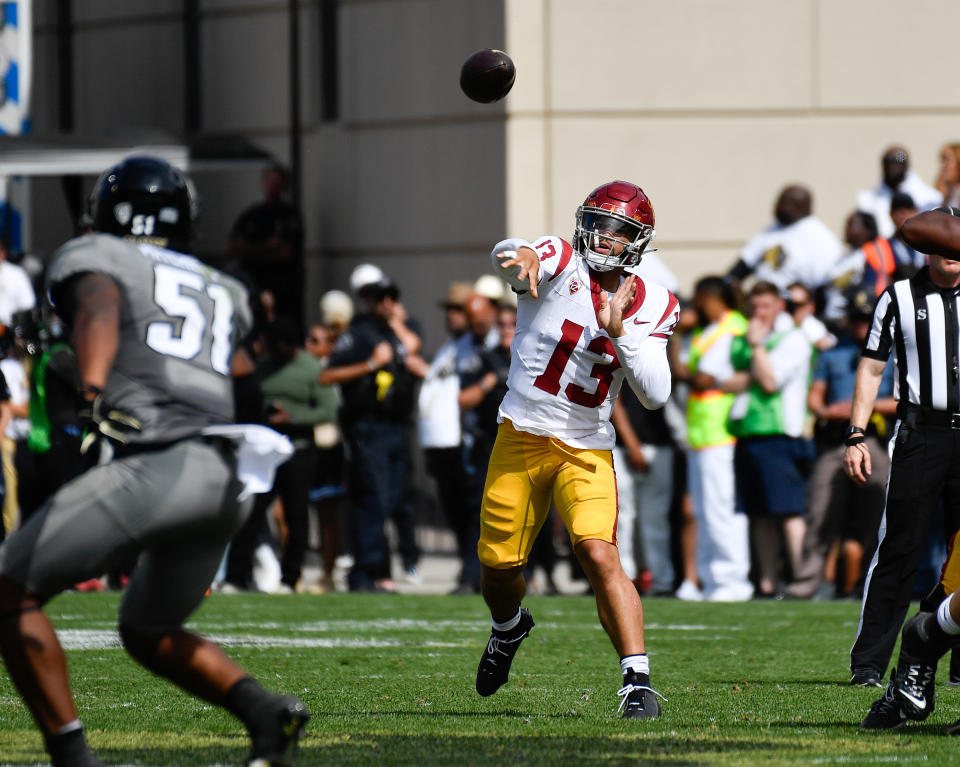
[23,0,960,352]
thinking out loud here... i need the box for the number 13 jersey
[495,235,678,450]
[47,233,253,444]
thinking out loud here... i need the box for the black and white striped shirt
[864,267,960,411]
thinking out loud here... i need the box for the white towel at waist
[201,424,294,501]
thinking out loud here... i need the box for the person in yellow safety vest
[669,276,753,602]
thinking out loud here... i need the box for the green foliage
[0,593,956,765]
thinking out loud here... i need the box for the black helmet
[89,156,196,252]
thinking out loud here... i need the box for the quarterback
[0,157,307,766]
[475,180,677,718]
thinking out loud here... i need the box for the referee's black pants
[851,417,960,674]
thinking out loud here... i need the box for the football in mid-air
[459,49,516,103]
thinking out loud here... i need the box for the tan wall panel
[548,0,814,111]
[505,116,549,235]
[819,0,960,108]
[504,0,546,112]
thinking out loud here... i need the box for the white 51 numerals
[145,263,234,375]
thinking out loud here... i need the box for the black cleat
[850,665,883,688]
[859,676,907,730]
[892,614,940,721]
[476,608,535,696]
[617,672,665,719]
[893,661,937,721]
[51,749,108,767]
[950,647,960,686]
[247,695,311,767]
[47,728,108,767]
[945,716,960,735]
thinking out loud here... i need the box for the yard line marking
[56,629,469,650]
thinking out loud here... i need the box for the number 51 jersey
[47,233,253,444]
[496,235,678,450]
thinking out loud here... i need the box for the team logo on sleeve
[568,276,581,295]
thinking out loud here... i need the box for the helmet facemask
[575,207,655,272]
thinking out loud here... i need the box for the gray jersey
[46,233,253,444]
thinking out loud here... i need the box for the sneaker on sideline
[675,579,703,602]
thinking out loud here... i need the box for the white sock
[937,596,960,635]
[55,719,83,736]
[620,654,649,677]
[492,609,522,633]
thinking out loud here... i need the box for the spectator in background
[670,276,752,602]
[0,369,10,540]
[665,304,702,601]
[0,238,36,335]
[787,282,835,351]
[789,288,896,600]
[726,185,844,293]
[319,289,354,340]
[23,319,86,521]
[417,281,476,594]
[856,145,941,238]
[226,318,336,594]
[826,200,926,322]
[303,323,344,592]
[936,142,960,208]
[822,211,881,323]
[728,281,814,597]
[887,194,926,277]
[0,340,29,538]
[228,164,305,325]
[452,292,501,590]
[321,267,425,592]
[611,387,676,596]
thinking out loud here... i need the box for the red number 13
[533,319,620,408]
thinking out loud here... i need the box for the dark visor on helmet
[582,211,639,241]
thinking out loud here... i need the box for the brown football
[460,49,516,103]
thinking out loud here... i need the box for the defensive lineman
[0,157,308,766]
[474,180,677,718]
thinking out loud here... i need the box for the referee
[844,207,960,687]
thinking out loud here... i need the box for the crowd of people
[0,143,958,608]
[1,138,960,758]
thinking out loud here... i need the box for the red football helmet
[574,181,656,272]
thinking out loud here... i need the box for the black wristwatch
[844,425,866,446]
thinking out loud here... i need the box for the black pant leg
[851,425,947,673]
[278,445,315,588]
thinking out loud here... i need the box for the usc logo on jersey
[568,277,581,295]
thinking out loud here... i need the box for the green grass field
[0,592,956,766]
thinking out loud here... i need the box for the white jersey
[493,236,677,450]
[740,215,844,290]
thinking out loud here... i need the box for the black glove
[78,389,142,453]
